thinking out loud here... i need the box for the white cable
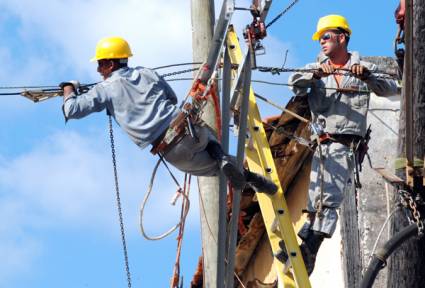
[367,206,401,267]
[139,158,190,240]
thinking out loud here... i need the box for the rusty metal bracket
[21,89,63,102]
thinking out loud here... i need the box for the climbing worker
[60,36,277,195]
[284,15,398,274]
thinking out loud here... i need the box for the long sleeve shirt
[288,51,398,137]
[63,67,179,149]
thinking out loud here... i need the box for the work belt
[319,133,363,147]
[150,104,198,155]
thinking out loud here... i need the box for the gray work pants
[163,124,220,176]
[307,142,355,236]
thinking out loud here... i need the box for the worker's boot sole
[244,171,278,195]
[275,240,315,275]
[221,160,246,190]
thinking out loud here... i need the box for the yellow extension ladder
[226,27,312,288]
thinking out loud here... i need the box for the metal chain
[400,190,424,236]
[160,67,201,78]
[266,0,300,28]
[152,62,203,70]
[108,114,132,288]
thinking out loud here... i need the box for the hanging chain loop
[400,189,424,236]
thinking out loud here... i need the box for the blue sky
[0,1,398,287]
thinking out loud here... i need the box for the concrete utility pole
[191,1,226,287]
[388,0,425,287]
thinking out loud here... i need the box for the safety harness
[150,65,221,156]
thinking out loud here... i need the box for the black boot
[205,141,277,194]
[205,141,246,190]
[220,156,246,190]
[299,231,326,275]
[243,170,278,195]
[275,224,325,276]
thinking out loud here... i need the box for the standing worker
[60,36,277,195]
[285,15,397,274]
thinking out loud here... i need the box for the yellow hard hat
[312,15,352,41]
[90,36,133,61]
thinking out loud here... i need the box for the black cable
[155,77,365,93]
[360,223,418,288]
[266,0,300,28]
[0,83,97,97]
[0,85,58,89]
[256,66,399,80]
[0,82,97,90]
[0,92,22,96]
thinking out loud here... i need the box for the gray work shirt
[288,51,398,137]
[63,67,180,149]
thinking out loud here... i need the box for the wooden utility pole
[191,1,227,287]
[388,0,425,287]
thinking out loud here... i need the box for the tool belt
[150,112,189,155]
[319,133,363,147]
[150,103,198,155]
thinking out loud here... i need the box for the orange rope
[170,174,191,288]
[189,80,222,141]
[209,84,222,142]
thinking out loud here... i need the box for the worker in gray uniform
[61,36,277,195]
[285,15,397,274]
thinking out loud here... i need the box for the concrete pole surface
[191,1,226,287]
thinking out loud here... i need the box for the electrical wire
[0,62,201,96]
[367,206,401,267]
[139,158,190,241]
[0,63,396,97]
[360,224,419,288]
[266,0,300,28]
[256,66,399,80]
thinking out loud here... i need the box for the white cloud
[0,236,41,286]
[0,0,193,80]
[0,127,201,282]
[0,199,42,286]
[0,129,194,231]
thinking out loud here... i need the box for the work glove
[351,64,371,81]
[59,80,80,93]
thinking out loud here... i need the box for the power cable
[360,224,419,288]
[256,66,399,80]
[0,85,58,89]
[0,62,200,95]
[0,92,22,96]
[165,77,372,93]
[0,63,397,97]
[139,158,190,241]
[266,0,300,28]
[367,206,401,267]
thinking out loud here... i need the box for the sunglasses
[320,32,335,41]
